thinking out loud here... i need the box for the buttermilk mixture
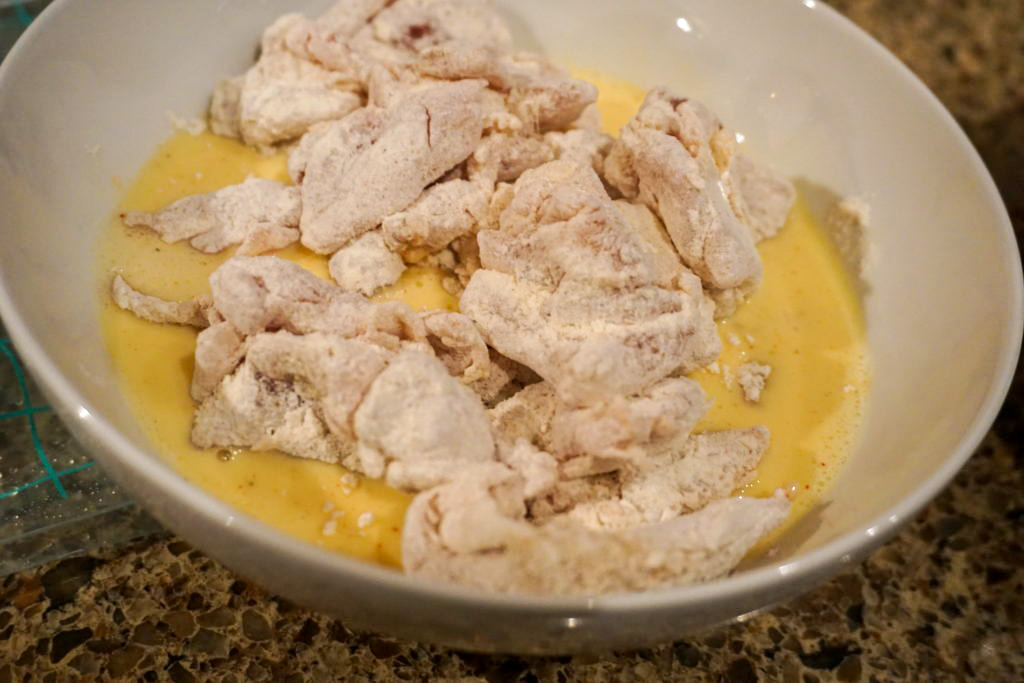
[98,0,867,595]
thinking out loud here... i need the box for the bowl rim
[1,0,1021,615]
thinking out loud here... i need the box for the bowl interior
[0,0,1019,651]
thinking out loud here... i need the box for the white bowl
[0,0,1019,653]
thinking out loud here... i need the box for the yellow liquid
[97,73,867,568]
[691,198,867,549]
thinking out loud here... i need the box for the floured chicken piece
[462,159,720,401]
[270,0,398,74]
[121,178,300,255]
[216,270,493,489]
[297,80,487,254]
[489,377,711,479]
[467,133,555,184]
[605,89,794,296]
[328,230,406,295]
[238,50,363,149]
[416,44,598,134]
[209,76,244,139]
[354,0,514,71]
[502,54,599,135]
[403,464,791,595]
[113,0,814,595]
[206,256,427,346]
[566,427,770,530]
[193,332,386,464]
[548,377,711,477]
[381,179,490,253]
[212,12,365,148]
[353,349,496,490]
[726,154,797,243]
[825,196,872,292]
[111,275,213,328]
[416,42,512,90]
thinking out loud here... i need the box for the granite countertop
[2,1,1023,680]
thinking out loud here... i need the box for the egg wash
[97,71,868,567]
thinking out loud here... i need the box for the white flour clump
[738,362,772,403]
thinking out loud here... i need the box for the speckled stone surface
[2,0,1023,680]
